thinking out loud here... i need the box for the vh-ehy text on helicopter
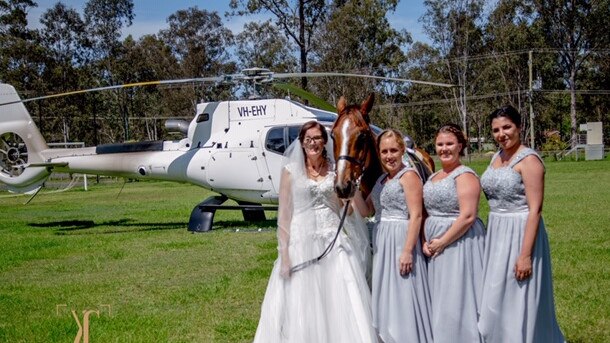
[0,68,455,231]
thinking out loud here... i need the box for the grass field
[0,158,609,342]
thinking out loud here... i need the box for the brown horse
[331,93,434,199]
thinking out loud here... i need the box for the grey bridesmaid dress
[478,148,565,343]
[370,166,433,343]
[423,165,485,343]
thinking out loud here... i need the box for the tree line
[1,0,608,152]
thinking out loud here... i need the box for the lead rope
[289,199,351,273]
[289,172,363,274]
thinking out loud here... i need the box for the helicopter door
[205,104,276,198]
[206,150,265,192]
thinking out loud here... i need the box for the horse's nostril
[335,185,343,196]
[345,183,353,196]
[335,182,353,199]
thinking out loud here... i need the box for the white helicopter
[0,68,454,231]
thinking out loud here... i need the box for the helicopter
[0,68,455,231]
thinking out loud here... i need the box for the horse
[331,93,435,200]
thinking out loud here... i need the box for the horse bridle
[336,154,365,168]
[335,128,373,179]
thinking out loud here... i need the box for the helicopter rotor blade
[272,83,336,112]
[0,68,456,107]
[273,72,457,88]
[0,77,225,107]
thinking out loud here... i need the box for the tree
[310,0,410,115]
[422,0,485,154]
[480,0,538,146]
[84,0,133,64]
[160,8,234,77]
[235,20,298,99]
[83,0,134,142]
[229,0,328,89]
[235,20,297,72]
[399,42,451,148]
[533,0,610,148]
[39,2,91,143]
[113,34,184,141]
[159,7,235,105]
[0,0,44,90]
[40,3,90,68]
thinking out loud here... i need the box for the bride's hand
[280,256,292,279]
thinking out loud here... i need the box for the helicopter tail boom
[0,84,51,193]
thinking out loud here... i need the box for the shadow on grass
[27,218,277,235]
[212,219,277,229]
[28,218,187,234]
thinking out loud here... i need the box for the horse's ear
[337,96,347,115]
[360,93,375,123]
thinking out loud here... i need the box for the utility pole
[461,83,468,159]
[528,50,535,149]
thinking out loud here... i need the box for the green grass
[1,158,609,342]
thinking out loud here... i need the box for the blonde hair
[377,129,406,153]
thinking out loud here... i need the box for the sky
[27,0,430,44]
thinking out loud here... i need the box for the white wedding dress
[253,142,375,343]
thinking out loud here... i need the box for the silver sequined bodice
[371,167,413,221]
[424,165,477,217]
[481,148,542,212]
[285,162,343,242]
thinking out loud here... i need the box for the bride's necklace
[307,159,326,177]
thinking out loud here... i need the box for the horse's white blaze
[335,120,351,182]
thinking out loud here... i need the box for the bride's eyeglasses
[303,136,324,145]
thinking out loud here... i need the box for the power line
[412,48,610,66]
[538,89,610,95]
[377,88,610,108]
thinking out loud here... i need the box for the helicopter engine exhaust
[164,119,190,135]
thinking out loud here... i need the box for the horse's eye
[353,132,367,148]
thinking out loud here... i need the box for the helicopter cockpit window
[266,127,285,154]
[287,126,300,146]
[265,125,313,155]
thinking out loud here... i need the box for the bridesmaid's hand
[399,250,413,276]
[422,241,433,257]
[514,255,533,281]
[428,238,446,257]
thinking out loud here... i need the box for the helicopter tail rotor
[0,84,51,193]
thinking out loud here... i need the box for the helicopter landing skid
[188,195,278,233]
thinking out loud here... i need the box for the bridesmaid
[353,129,433,343]
[422,124,485,343]
[478,105,565,342]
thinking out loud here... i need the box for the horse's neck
[361,139,383,199]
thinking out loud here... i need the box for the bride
[253,120,376,343]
